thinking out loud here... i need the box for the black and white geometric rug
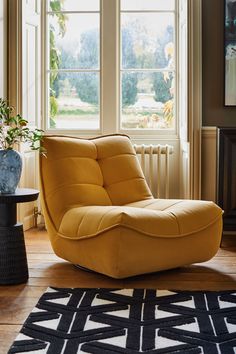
[8,287,236,353]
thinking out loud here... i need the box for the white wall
[0,0,7,98]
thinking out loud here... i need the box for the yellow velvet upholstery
[40,134,223,278]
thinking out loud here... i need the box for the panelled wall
[202,0,236,204]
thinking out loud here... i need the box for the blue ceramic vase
[0,150,22,194]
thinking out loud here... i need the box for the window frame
[42,0,179,138]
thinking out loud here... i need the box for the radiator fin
[133,144,174,198]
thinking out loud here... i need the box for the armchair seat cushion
[58,200,221,240]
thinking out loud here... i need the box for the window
[46,0,100,130]
[44,0,177,134]
[120,0,175,130]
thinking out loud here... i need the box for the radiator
[133,144,174,198]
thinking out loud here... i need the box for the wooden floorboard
[0,228,236,353]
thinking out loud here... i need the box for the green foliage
[70,30,99,104]
[60,50,77,71]
[50,30,60,75]
[153,25,174,103]
[50,95,58,118]
[50,23,60,121]
[123,20,154,69]
[49,0,67,125]
[153,72,173,103]
[58,26,139,107]
[122,73,138,107]
[50,1,67,36]
[58,108,98,115]
[122,28,137,69]
[77,29,99,69]
[74,73,99,105]
[155,25,173,67]
[0,98,13,119]
[122,28,138,106]
[0,98,45,152]
[51,74,60,98]
[49,2,67,82]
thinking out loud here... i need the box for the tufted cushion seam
[104,176,146,188]
[97,152,136,161]
[134,200,183,211]
[145,201,186,212]
[45,183,106,199]
[47,156,98,161]
[93,140,113,204]
[97,206,121,230]
[169,211,181,235]
[76,207,94,236]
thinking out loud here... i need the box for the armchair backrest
[40,134,152,229]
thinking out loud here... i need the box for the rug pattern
[8,287,236,353]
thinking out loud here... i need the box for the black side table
[0,188,39,285]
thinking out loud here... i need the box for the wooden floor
[1,229,236,353]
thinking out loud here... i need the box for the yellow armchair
[40,134,223,278]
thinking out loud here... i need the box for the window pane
[121,0,175,11]
[49,14,99,69]
[49,72,100,129]
[48,0,99,12]
[121,13,174,69]
[121,71,175,129]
